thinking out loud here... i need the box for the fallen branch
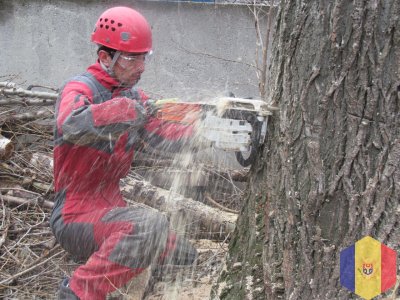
[4,109,53,122]
[0,85,58,100]
[26,84,58,92]
[0,194,54,209]
[0,81,17,89]
[0,98,55,106]
[0,200,10,248]
[219,169,248,182]
[204,192,239,214]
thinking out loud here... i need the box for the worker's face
[113,52,148,87]
[99,50,150,87]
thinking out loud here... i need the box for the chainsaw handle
[235,146,257,167]
[235,120,262,167]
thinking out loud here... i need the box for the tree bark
[215,1,400,299]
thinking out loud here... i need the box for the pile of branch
[0,81,63,298]
[0,81,56,125]
[0,81,248,299]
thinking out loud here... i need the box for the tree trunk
[214,1,400,299]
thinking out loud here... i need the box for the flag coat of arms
[340,236,397,300]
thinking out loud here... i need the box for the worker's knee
[154,213,169,235]
[108,212,170,269]
[140,211,169,243]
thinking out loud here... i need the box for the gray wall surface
[0,0,267,100]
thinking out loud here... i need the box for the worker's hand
[145,98,179,117]
[144,99,159,116]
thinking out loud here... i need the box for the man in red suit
[51,7,197,299]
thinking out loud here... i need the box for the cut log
[133,150,249,182]
[120,177,237,240]
[0,134,13,160]
[134,168,248,190]
[134,168,209,192]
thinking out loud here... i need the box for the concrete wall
[0,0,267,100]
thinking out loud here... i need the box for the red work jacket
[54,63,193,222]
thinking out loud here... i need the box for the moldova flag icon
[340,236,397,299]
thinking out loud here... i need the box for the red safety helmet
[91,7,152,53]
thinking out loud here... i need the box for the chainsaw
[151,97,273,167]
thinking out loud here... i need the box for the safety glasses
[119,50,153,63]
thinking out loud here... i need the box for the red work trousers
[51,198,187,300]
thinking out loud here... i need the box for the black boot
[58,278,79,300]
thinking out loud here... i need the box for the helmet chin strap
[99,51,139,88]
[100,51,121,77]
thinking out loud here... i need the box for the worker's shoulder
[60,69,102,97]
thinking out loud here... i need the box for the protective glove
[144,99,159,117]
[144,98,179,117]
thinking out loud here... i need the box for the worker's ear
[98,50,112,68]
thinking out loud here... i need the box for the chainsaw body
[154,97,272,167]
